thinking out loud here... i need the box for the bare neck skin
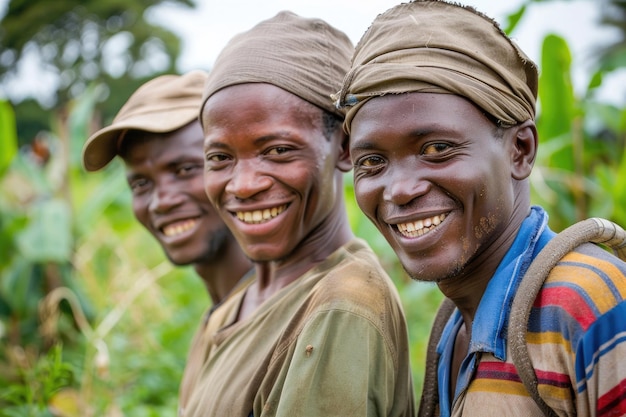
[194,241,252,305]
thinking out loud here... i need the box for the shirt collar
[437,206,555,360]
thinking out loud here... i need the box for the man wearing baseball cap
[82,70,253,407]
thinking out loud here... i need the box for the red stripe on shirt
[534,286,596,329]
[476,362,571,387]
[475,362,570,388]
[598,378,626,417]
[475,362,521,383]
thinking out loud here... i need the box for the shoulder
[290,239,408,345]
[309,239,403,315]
[531,243,626,335]
[543,243,626,314]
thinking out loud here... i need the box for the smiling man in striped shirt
[335,1,626,416]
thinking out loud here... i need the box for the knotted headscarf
[334,0,538,133]
[200,11,353,122]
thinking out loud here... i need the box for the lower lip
[231,210,286,236]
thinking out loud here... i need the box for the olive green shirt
[179,238,414,417]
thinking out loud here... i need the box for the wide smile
[395,213,447,238]
[161,218,199,237]
[234,204,288,224]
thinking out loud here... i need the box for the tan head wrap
[82,70,208,171]
[200,11,353,122]
[334,0,538,133]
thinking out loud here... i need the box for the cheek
[354,179,380,223]
[131,196,150,227]
[188,175,209,201]
[203,172,224,205]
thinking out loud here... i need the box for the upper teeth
[236,205,287,224]
[163,219,197,237]
[397,214,446,237]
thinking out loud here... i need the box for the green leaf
[599,49,626,73]
[0,100,18,177]
[502,3,527,35]
[586,70,604,93]
[68,83,107,168]
[16,198,73,262]
[538,34,576,141]
[74,167,129,235]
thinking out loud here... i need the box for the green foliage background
[1,1,625,416]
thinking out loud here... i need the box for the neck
[193,240,252,305]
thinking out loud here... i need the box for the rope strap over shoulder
[508,218,626,417]
[418,297,456,417]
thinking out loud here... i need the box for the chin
[401,255,465,283]
[165,256,194,266]
[163,249,198,266]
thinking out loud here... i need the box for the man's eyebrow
[204,141,230,151]
[351,129,436,152]
[350,140,379,152]
[205,132,298,150]
[253,134,288,146]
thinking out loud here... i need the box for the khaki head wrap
[82,70,208,171]
[200,11,353,122]
[334,0,538,133]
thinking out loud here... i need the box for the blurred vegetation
[0,0,194,148]
[0,0,625,415]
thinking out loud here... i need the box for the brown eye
[129,178,150,194]
[176,164,201,176]
[360,155,385,167]
[205,153,232,171]
[422,142,450,155]
[206,153,229,162]
[267,146,290,155]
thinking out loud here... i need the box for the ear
[510,120,537,180]
[335,130,352,173]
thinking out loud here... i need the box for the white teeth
[163,219,197,237]
[397,214,446,238]
[236,205,287,224]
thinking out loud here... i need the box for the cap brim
[82,107,199,171]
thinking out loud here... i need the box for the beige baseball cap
[82,70,208,171]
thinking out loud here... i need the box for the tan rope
[418,297,455,417]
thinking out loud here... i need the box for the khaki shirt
[180,239,414,417]
[178,271,255,411]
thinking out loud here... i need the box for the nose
[149,182,184,214]
[225,159,272,199]
[382,163,429,206]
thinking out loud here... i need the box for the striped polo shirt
[436,206,626,417]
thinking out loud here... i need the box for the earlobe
[510,120,537,180]
[336,132,352,173]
